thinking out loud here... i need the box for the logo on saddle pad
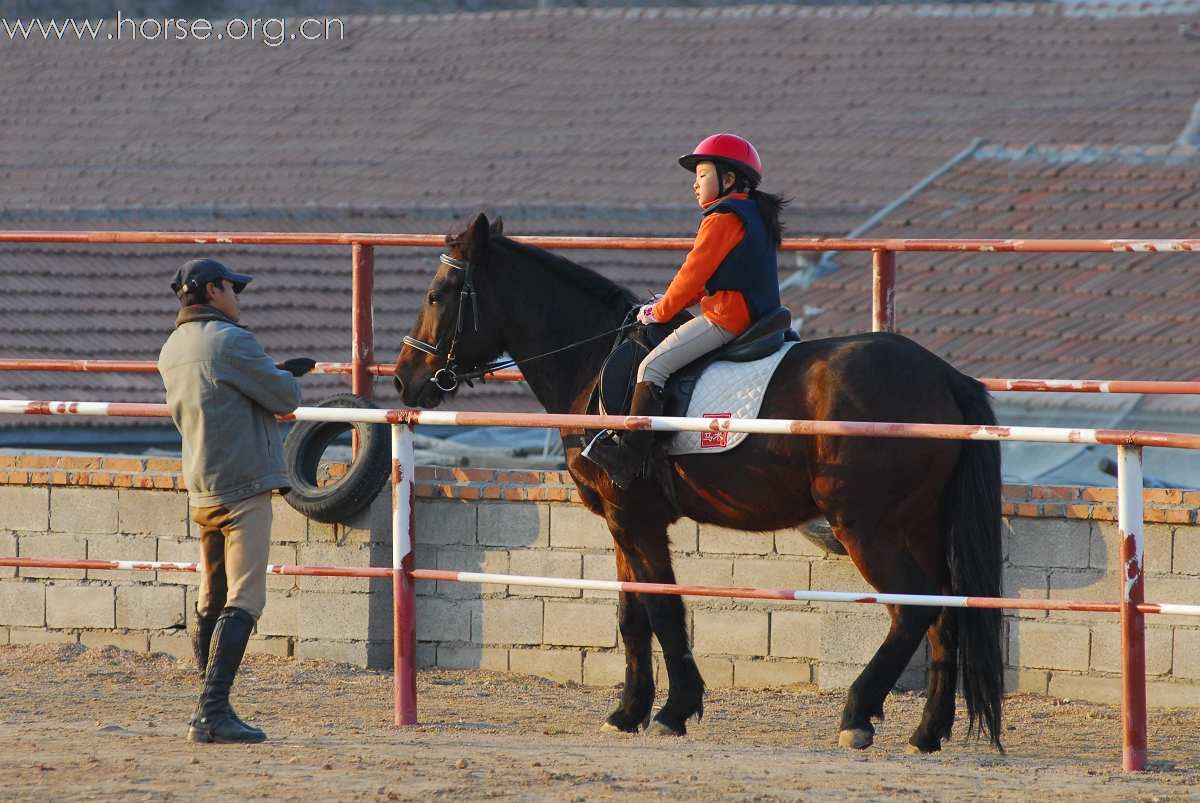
[700,413,732,449]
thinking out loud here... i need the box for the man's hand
[276,357,317,377]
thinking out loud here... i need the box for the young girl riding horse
[584,133,788,488]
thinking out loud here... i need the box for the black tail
[943,370,1005,750]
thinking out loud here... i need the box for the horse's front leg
[608,521,704,737]
[600,567,655,733]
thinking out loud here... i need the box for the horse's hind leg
[601,550,655,733]
[908,608,958,753]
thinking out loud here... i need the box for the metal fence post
[871,249,896,333]
[352,243,376,400]
[1117,444,1148,771]
[392,423,417,726]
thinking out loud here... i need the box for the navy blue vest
[702,197,781,324]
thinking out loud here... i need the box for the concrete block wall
[2,457,1199,706]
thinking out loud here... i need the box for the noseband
[401,253,479,392]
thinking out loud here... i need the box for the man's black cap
[171,258,254,296]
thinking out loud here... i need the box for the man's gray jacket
[158,305,301,507]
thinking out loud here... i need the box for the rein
[402,253,639,393]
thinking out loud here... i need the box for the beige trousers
[191,491,273,620]
[637,315,737,387]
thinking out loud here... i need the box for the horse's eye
[428,294,439,306]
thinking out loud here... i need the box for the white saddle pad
[668,342,797,456]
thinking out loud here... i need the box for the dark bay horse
[393,214,1004,753]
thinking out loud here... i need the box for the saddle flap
[598,339,647,416]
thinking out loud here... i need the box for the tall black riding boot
[187,607,267,744]
[581,381,665,490]
[191,605,262,738]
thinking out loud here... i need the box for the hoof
[599,722,622,734]
[905,743,922,754]
[906,740,941,755]
[645,720,685,738]
[837,728,874,750]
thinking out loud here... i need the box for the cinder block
[548,504,610,549]
[1008,620,1090,671]
[477,502,550,548]
[693,609,769,656]
[674,557,733,589]
[155,538,200,586]
[9,628,77,645]
[306,517,337,544]
[265,543,299,591]
[1006,517,1089,569]
[294,639,389,668]
[257,590,304,637]
[0,487,49,531]
[340,492,392,546]
[246,635,291,658]
[0,627,8,645]
[583,650,626,687]
[818,651,926,692]
[0,580,45,626]
[1145,574,1200,626]
[509,647,582,684]
[472,598,542,645]
[668,518,698,553]
[269,495,308,543]
[0,532,15,578]
[698,524,772,555]
[1091,624,1172,676]
[416,642,437,669]
[696,656,734,688]
[415,597,471,643]
[1147,680,1200,707]
[117,490,188,538]
[734,659,812,688]
[298,591,391,641]
[149,632,193,662]
[116,585,185,629]
[47,585,115,629]
[18,533,86,579]
[774,527,834,557]
[1173,628,1200,679]
[1047,673,1119,705]
[415,500,477,546]
[435,547,508,598]
[582,553,617,599]
[296,542,376,592]
[85,533,155,581]
[1092,522,1171,575]
[1172,529,1200,576]
[544,600,616,648]
[809,559,873,613]
[507,551,580,598]
[770,610,820,659]
[733,559,808,593]
[436,645,508,671]
[1005,668,1049,695]
[1047,570,1116,624]
[820,612,891,665]
[414,545,437,597]
[80,631,149,653]
[1003,567,1049,620]
[51,488,117,534]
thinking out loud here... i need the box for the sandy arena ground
[1,643,1198,802]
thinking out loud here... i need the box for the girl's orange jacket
[651,193,753,336]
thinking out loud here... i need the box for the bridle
[401,251,640,394]
[401,253,480,392]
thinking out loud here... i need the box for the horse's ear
[490,217,504,237]
[468,213,490,259]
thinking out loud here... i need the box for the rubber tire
[283,393,390,524]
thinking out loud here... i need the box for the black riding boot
[187,607,266,744]
[581,381,665,490]
[191,605,263,739]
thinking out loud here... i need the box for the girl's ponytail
[749,188,789,247]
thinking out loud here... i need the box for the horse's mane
[493,237,637,309]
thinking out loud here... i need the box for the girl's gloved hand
[637,304,659,325]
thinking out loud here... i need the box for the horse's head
[393,213,508,408]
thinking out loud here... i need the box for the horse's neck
[489,250,629,415]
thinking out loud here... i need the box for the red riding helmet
[678,133,763,187]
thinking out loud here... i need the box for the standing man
[158,258,314,744]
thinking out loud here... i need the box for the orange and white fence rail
[1,399,1196,771]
